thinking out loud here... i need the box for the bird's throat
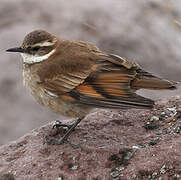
[21,49,55,64]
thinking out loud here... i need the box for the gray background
[0,0,180,145]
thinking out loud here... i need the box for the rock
[0,97,181,179]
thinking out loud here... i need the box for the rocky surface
[0,96,180,180]
[0,0,181,144]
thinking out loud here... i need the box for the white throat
[21,49,55,64]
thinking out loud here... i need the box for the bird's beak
[6,47,24,53]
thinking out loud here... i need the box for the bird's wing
[38,53,154,109]
[38,67,93,97]
[72,54,154,109]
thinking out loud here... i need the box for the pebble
[115,166,124,171]
[150,116,159,122]
[57,177,63,180]
[160,112,166,117]
[167,107,177,112]
[124,151,134,160]
[131,174,137,179]
[176,109,181,118]
[71,165,78,170]
[160,165,166,174]
[168,122,172,126]
[168,165,174,170]
[175,125,181,133]
[149,137,159,146]
[156,130,163,135]
[152,172,158,178]
[144,122,160,130]
[110,171,119,178]
[174,174,180,178]
[132,145,141,150]
[82,139,87,143]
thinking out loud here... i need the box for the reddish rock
[0,96,180,179]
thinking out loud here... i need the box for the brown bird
[6,30,177,144]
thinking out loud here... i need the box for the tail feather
[131,69,178,90]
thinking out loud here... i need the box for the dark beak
[6,47,24,53]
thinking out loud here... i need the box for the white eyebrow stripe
[33,41,54,47]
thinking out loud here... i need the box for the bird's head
[6,30,58,64]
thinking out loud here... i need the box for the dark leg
[45,117,83,145]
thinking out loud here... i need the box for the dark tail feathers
[131,69,178,90]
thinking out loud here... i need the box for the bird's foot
[52,120,73,130]
[44,134,81,148]
[44,118,83,147]
[44,134,66,145]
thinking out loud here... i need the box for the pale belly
[23,67,93,118]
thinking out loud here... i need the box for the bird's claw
[52,120,72,130]
[44,134,66,145]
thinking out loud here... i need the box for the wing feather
[38,53,154,109]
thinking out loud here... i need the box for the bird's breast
[22,65,93,118]
[23,65,56,106]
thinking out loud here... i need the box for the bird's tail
[131,69,178,90]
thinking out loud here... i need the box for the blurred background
[0,0,180,145]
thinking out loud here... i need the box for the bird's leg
[45,117,83,145]
[52,120,73,130]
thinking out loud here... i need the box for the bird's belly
[23,69,92,118]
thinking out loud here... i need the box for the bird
[6,30,178,145]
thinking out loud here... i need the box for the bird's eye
[32,46,41,51]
